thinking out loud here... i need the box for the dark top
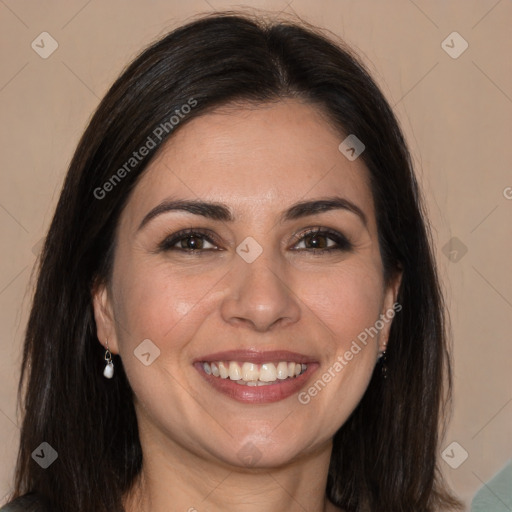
[0,494,50,512]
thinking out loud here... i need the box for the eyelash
[157,227,353,255]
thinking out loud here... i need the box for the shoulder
[0,493,51,512]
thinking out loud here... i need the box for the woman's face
[94,99,401,468]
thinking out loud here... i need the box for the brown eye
[292,228,352,253]
[159,229,219,252]
[302,233,332,250]
[177,235,208,250]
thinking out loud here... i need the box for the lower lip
[194,363,318,404]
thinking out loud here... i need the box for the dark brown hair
[8,11,462,512]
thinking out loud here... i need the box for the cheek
[113,258,219,354]
[298,263,385,349]
[111,261,213,411]
[293,265,383,432]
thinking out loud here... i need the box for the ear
[378,267,403,354]
[91,279,120,354]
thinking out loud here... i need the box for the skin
[93,99,402,512]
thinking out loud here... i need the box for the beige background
[1,1,511,509]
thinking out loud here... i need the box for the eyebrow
[137,196,368,231]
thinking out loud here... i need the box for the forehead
[122,99,375,229]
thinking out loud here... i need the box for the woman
[3,11,463,512]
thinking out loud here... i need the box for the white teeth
[259,363,277,382]
[235,380,274,386]
[276,361,289,380]
[202,360,308,382]
[228,361,242,380]
[218,361,229,379]
[241,362,259,382]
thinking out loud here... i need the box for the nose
[220,251,301,333]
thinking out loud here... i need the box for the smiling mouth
[201,360,308,386]
[194,350,318,403]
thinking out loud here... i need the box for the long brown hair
[8,11,462,512]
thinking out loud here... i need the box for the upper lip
[194,349,318,364]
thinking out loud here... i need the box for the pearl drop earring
[103,340,114,379]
